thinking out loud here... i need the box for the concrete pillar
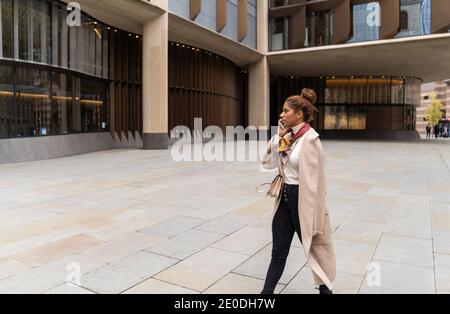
[247,0,270,131]
[142,11,169,150]
[256,0,268,54]
[248,56,270,129]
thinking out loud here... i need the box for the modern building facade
[417,80,450,137]
[0,0,449,162]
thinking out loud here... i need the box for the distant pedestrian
[426,124,431,139]
[439,125,444,138]
[434,125,439,139]
[444,126,449,138]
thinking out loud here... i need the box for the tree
[425,93,444,127]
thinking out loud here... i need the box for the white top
[268,123,305,185]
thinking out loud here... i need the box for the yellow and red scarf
[279,123,311,164]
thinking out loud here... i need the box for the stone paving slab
[233,244,306,285]
[373,234,434,268]
[203,273,285,294]
[282,267,364,295]
[145,229,225,260]
[359,260,435,294]
[80,251,178,294]
[123,278,199,294]
[138,216,207,238]
[154,248,249,292]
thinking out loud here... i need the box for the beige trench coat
[262,128,336,290]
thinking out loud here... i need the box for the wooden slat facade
[169,42,248,132]
[108,31,142,139]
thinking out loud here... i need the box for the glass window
[348,78,367,105]
[269,0,302,8]
[269,17,290,51]
[49,1,68,68]
[405,105,415,130]
[75,77,106,133]
[399,10,408,31]
[16,66,50,137]
[324,106,348,130]
[306,10,333,47]
[367,78,391,104]
[335,106,348,129]
[325,78,349,104]
[51,71,72,134]
[349,106,366,130]
[17,0,31,60]
[32,0,50,63]
[405,77,421,106]
[0,64,14,138]
[326,77,401,105]
[0,0,140,139]
[1,0,14,58]
[324,105,366,130]
[348,3,380,43]
[420,0,431,35]
[15,0,51,62]
[324,106,336,130]
[396,0,432,38]
[391,78,405,104]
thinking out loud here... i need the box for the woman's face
[280,103,304,129]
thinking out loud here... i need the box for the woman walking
[261,89,336,295]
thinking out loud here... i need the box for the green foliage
[425,93,444,126]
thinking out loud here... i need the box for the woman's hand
[278,120,291,138]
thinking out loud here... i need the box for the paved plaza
[0,140,449,294]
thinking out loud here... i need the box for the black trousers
[262,183,302,294]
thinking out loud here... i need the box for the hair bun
[301,88,317,105]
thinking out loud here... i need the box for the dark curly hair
[285,88,318,123]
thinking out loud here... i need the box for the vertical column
[52,4,58,66]
[73,77,81,132]
[379,0,400,39]
[190,0,201,20]
[291,7,306,49]
[332,0,351,45]
[248,0,270,131]
[13,0,18,59]
[248,56,270,130]
[142,11,169,150]
[0,2,3,59]
[256,0,268,53]
[216,0,227,32]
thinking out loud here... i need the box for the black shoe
[319,285,333,295]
